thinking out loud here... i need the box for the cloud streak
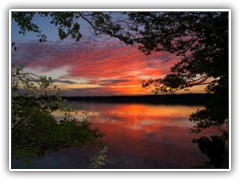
[12,35,182,96]
[52,79,77,84]
[99,79,131,86]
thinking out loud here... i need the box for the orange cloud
[13,36,205,96]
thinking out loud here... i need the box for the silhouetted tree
[118,12,229,131]
[12,12,121,42]
[12,11,229,131]
[193,132,228,168]
[12,66,105,164]
[12,12,229,168]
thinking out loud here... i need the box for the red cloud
[13,36,194,96]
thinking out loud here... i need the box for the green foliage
[89,146,108,168]
[12,66,105,163]
[12,12,229,168]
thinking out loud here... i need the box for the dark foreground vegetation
[12,11,229,169]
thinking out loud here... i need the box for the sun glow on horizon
[13,31,206,96]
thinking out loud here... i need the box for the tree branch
[78,12,101,35]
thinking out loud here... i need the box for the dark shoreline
[62,93,212,105]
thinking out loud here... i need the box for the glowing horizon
[12,19,206,96]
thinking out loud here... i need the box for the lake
[12,101,225,169]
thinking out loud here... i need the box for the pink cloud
[12,35,183,95]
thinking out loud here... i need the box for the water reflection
[12,102,227,169]
[192,130,229,168]
[69,102,223,168]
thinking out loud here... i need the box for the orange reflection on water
[72,102,214,168]
[79,103,202,128]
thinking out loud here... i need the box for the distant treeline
[62,93,212,105]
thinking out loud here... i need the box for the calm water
[12,102,223,169]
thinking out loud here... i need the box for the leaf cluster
[89,146,109,168]
[192,131,228,168]
[12,11,229,139]
[12,66,105,162]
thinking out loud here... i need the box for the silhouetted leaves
[12,11,229,168]
[131,12,229,132]
[193,132,228,168]
[12,66,105,162]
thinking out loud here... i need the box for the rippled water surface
[12,102,223,169]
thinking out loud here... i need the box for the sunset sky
[12,13,205,96]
